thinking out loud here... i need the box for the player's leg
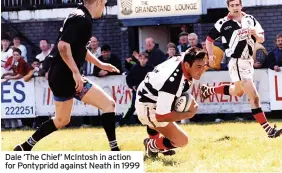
[147,125,160,139]
[201,58,244,98]
[78,82,119,151]
[240,79,282,138]
[201,81,244,99]
[145,125,176,156]
[14,98,74,151]
[144,122,188,157]
[135,102,176,157]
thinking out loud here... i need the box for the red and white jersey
[207,12,264,59]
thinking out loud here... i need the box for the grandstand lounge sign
[118,0,202,19]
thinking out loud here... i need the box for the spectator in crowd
[117,52,154,126]
[187,33,202,49]
[201,41,224,70]
[35,39,51,65]
[125,51,139,72]
[84,36,101,75]
[145,37,167,67]
[166,42,177,59]
[267,33,282,72]
[23,59,45,82]
[93,44,123,77]
[253,42,268,69]
[177,32,189,53]
[12,36,27,62]
[1,34,13,69]
[2,48,30,82]
[1,47,26,130]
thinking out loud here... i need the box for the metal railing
[1,0,83,11]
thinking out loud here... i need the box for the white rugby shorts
[228,58,254,82]
[135,101,169,128]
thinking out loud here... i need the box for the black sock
[147,126,159,136]
[223,85,230,95]
[163,138,176,149]
[22,119,57,150]
[101,112,119,151]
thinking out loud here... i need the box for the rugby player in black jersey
[14,0,120,151]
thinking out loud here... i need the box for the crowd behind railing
[1,27,282,130]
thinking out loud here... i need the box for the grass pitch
[2,121,282,172]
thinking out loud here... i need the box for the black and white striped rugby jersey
[136,56,193,115]
[207,12,264,59]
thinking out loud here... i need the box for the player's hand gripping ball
[174,92,194,112]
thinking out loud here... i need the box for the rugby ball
[174,92,193,112]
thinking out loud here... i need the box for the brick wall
[2,15,130,66]
[194,5,282,52]
[2,4,281,65]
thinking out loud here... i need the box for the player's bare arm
[85,50,120,73]
[156,108,198,122]
[205,39,216,66]
[156,96,198,122]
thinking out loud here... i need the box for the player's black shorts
[53,81,92,102]
[49,75,92,102]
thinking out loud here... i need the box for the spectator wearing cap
[1,34,13,73]
[187,33,202,49]
[267,33,282,72]
[12,36,27,62]
[166,42,177,59]
[145,37,166,67]
[2,48,30,81]
[93,44,123,77]
[35,39,51,65]
[177,32,189,53]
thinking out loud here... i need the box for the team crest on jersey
[120,0,133,15]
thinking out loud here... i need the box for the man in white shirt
[84,36,101,75]
[13,36,27,62]
[35,39,51,64]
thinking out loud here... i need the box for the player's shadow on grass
[214,135,234,142]
[147,157,179,166]
[162,158,179,166]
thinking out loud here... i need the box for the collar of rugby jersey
[227,11,246,20]
[77,3,92,21]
